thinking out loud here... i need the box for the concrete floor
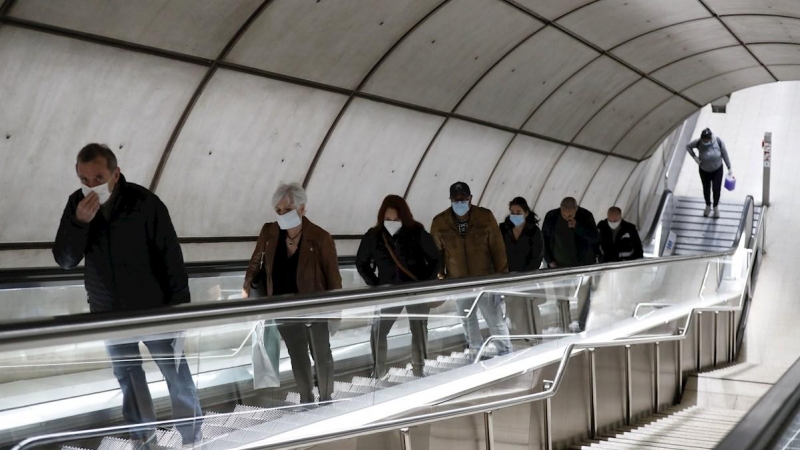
[676,81,800,380]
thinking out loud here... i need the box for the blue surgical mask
[509,214,525,226]
[452,201,470,216]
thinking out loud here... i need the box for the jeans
[700,166,724,207]
[456,296,512,354]
[105,338,203,444]
[278,321,334,403]
[371,304,430,378]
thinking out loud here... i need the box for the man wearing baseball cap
[430,182,511,356]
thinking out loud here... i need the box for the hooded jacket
[355,224,440,286]
[243,216,342,297]
[53,175,190,313]
[499,215,544,272]
[686,134,732,173]
[430,205,508,279]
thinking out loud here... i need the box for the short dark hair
[560,197,578,210]
[77,143,118,172]
[608,206,622,215]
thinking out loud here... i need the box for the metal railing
[10,203,768,450]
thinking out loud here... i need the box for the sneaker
[712,207,720,219]
[703,205,711,217]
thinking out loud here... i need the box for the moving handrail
[715,352,800,450]
[9,202,768,450]
[0,197,759,354]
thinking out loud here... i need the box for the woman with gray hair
[243,182,342,404]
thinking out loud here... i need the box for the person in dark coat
[356,195,440,377]
[542,197,600,268]
[499,197,544,272]
[53,144,202,446]
[598,206,644,262]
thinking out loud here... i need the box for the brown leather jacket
[243,216,342,297]
[430,205,508,279]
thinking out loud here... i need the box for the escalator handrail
[0,198,757,352]
[642,189,673,250]
[0,256,357,288]
[715,348,800,450]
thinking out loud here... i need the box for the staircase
[577,405,746,449]
[577,363,772,449]
[671,197,761,256]
[61,349,483,450]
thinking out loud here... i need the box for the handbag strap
[382,232,418,281]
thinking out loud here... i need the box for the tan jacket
[243,216,342,297]
[430,205,508,279]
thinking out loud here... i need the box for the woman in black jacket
[499,197,544,272]
[356,195,440,378]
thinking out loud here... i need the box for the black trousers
[699,166,724,207]
[371,304,430,378]
[278,321,333,403]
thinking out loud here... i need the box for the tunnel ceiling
[0,0,796,245]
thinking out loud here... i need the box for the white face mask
[277,209,302,230]
[384,220,402,236]
[608,220,621,230]
[81,182,112,205]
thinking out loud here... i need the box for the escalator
[0,196,765,450]
[671,197,762,256]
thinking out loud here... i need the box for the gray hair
[272,183,307,208]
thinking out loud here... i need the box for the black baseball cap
[449,181,471,198]
[701,128,712,140]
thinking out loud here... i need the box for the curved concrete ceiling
[0,0,795,248]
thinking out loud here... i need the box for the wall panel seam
[149,0,276,191]
[698,0,779,82]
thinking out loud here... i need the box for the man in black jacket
[53,144,202,447]
[598,207,644,262]
[542,197,599,268]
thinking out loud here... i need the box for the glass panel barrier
[0,268,367,324]
[0,252,749,450]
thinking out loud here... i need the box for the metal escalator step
[97,437,171,450]
[202,438,245,450]
[63,447,92,450]
[232,405,285,422]
[351,375,396,388]
[201,423,238,439]
[332,391,362,400]
[223,415,268,429]
[156,429,182,448]
[98,437,136,450]
[671,215,740,225]
[201,411,229,426]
